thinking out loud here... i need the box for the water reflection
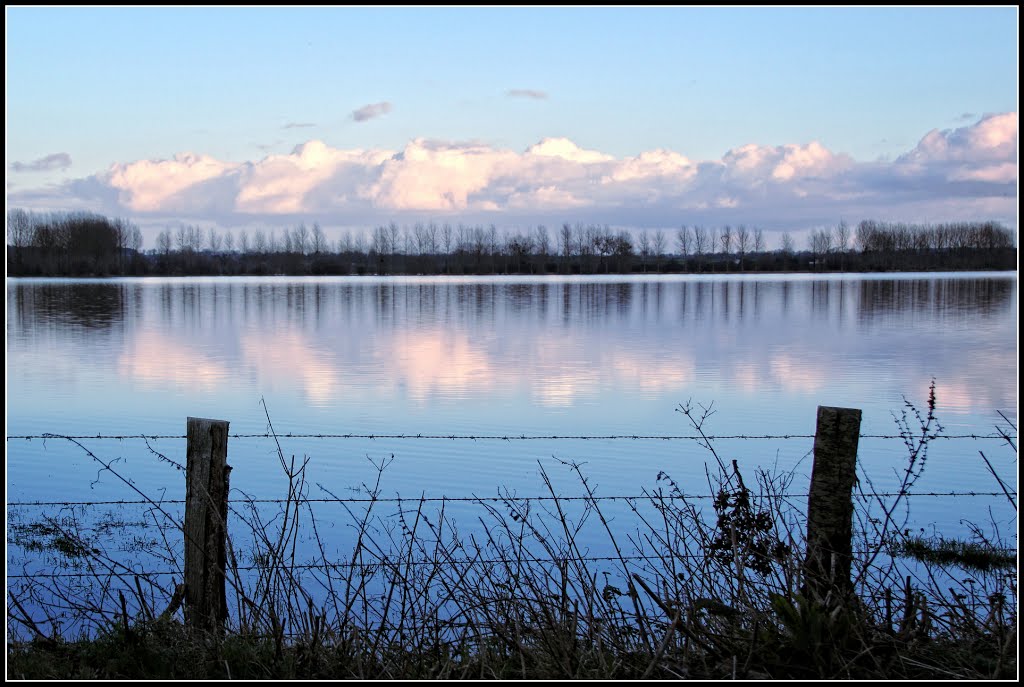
[857,278,1015,321]
[6,275,1017,416]
[9,282,130,335]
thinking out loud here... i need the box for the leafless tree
[208,228,222,253]
[293,223,309,255]
[427,222,439,254]
[441,224,453,255]
[311,222,327,254]
[835,220,850,252]
[780,232,795,254]
[692,225,710,255]
[676,225,692,255]
[753,227,765,252]
[535,225,550,257]
[736,224,751,255]
[719,225,733,254]
[175,225,189,252]
[7,208,33,250]
[157,229,173,256]
[388,222,400,256]
[652,229,666,256]
[810,228,834,255]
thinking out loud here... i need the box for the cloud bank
[9,113,1016,232]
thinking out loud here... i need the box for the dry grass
[7,393,1017,679]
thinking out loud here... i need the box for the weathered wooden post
[803,406,861,604]
[184,417,230,632]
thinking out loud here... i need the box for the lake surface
[6,273,1018,575]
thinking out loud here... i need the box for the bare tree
[692,226,710,255]
[835,220,850,252]
[736,225,751,255]
[7,208,33,268]
[676,225,692,255]
[652,229,666,263]
[441,223,453,255]
[388,221,400,256]
[535,225,550,257]
[735,224,751,270]
[719,225,733,255]
[157,229,173,256]
[427,222,439,254]
[780,231,795,254]
[208,227,222,253]
[128,225,143,252]
[175,225,189,252]
[753,227,765,253]
[372,225,390,255]
[293,223,309,255]
[337,231,352,254]
[311,222,327,254]
[634,229,649,272]
[810,228,833,255]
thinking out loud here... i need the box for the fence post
[184,417,230,632]
[803,406,861,605]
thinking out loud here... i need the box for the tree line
[7,209,144,276]
[6,209,1016,277]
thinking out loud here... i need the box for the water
[6,273,1018,598]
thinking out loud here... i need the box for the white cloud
[895,112,1017,184]
[9,112,1017,232]
[526,137,614,164]
[721,140,851,183]
[107,153,239,212]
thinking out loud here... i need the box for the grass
[7,392,1018,679]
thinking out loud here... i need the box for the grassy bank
[7,399,1017,679]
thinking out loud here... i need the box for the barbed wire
[6,432,1015,441]
[7,490,1016,508]
[10,547,1014,580]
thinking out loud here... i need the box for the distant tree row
[7,209,144,276]
[6,210,1016,277]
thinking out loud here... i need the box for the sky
[5,6,1019,248]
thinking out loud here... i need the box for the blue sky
[6,6,1019,245]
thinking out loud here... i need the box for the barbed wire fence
[7,417,1018,644]
[8,425,1016,508]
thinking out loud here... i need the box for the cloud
[506,88,548,100]
[8,112,1016,232]
[282,122,316,129]
[10,152,73,173]
[351,101,393,122]
[106,152,240,212]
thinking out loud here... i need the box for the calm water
[6,273,1018,568]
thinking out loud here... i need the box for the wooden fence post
[803,406,861,605]
[184,417,230,632]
